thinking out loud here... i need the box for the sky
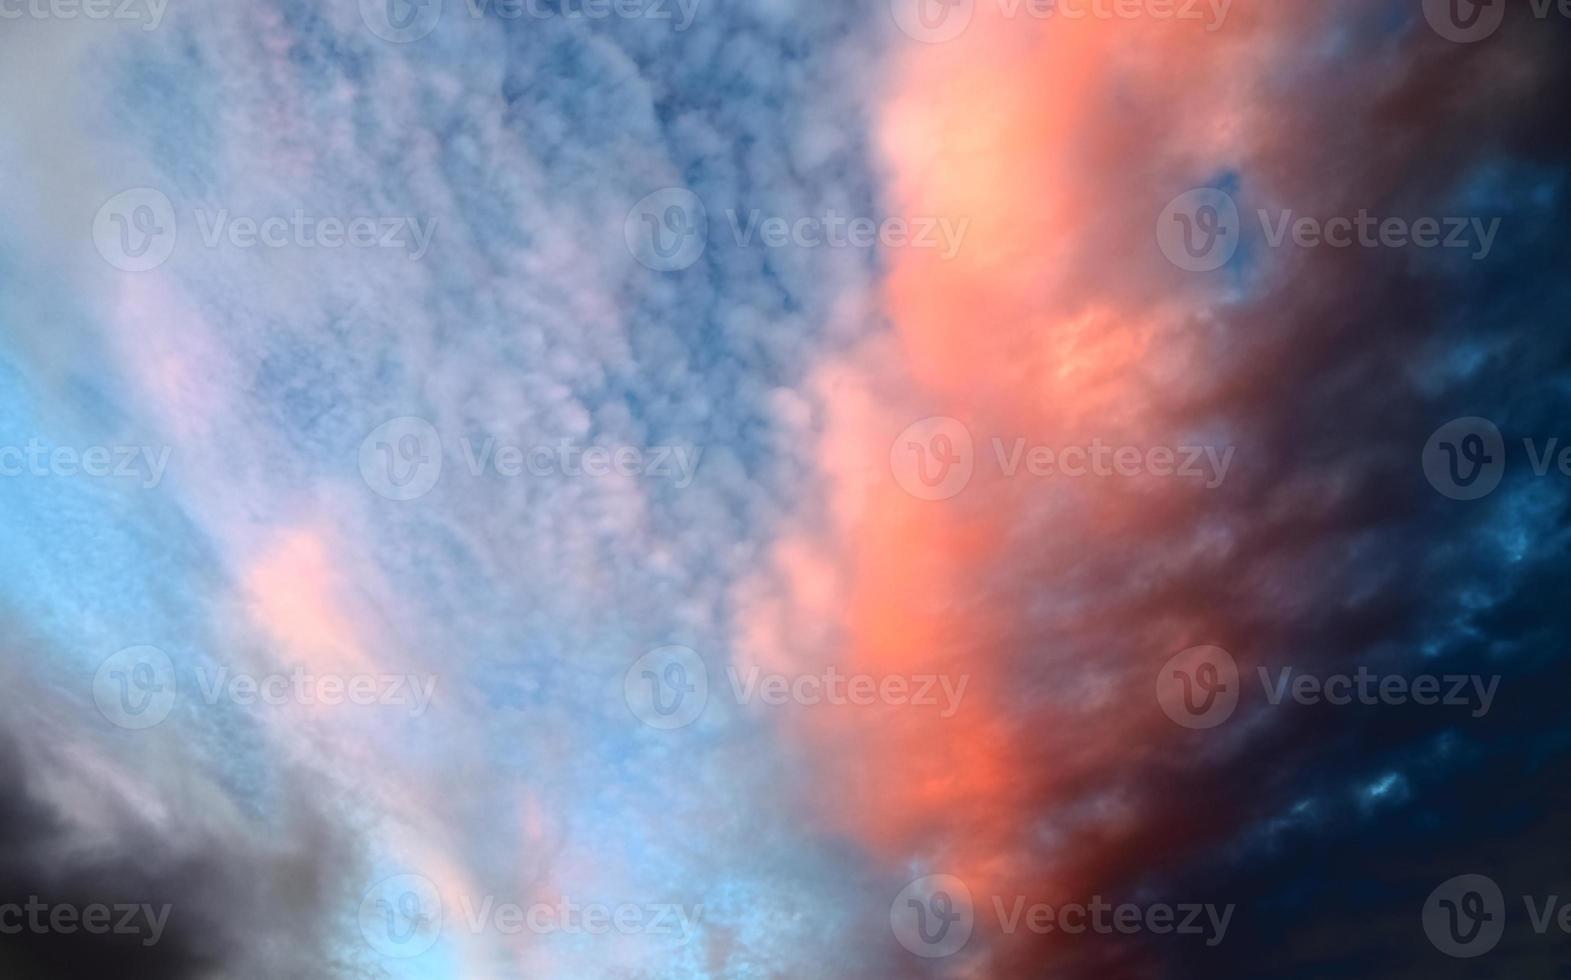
[1,0,1569,977]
